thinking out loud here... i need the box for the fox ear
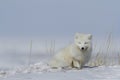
[75,32,80,39]
[87,34,92,40]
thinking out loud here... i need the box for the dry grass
[88,32,120,67]
[28,40,33,66]
[45,40,56,56]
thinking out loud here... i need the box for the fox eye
[78,42,81,44]
[85,42,88,44]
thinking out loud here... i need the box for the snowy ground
[1,62,120,80]
[0,53,120,80]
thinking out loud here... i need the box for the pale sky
[0,0,120,38]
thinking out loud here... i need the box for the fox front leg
[72,60,82,69]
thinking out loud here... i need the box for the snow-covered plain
[0,38,120,80]
[1,62,120,80]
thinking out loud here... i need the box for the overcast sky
[0,0,120,38]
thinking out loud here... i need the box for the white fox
[49,33,92,69]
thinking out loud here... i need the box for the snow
[1,61,120,80]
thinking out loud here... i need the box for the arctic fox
[49,33,92,69]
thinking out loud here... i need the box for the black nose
[81,47,84,50]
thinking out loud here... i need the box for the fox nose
[81,47,85,50]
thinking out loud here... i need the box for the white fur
[49,33,92,69]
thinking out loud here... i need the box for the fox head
[74,33,92,51]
